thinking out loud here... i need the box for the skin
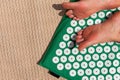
[62,0,120,50]
[62,0,120,20]
[76,12,120,50]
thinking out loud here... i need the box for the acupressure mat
[39,0,120,80]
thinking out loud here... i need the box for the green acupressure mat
[39,0,120,80]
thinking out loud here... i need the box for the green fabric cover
[39,0,120,80]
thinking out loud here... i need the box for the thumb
[62,2,76,9]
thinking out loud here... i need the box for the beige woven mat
[0,0,68,80]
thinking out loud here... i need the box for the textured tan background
[0,0,68,80]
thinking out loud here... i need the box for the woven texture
[0,0,67,80]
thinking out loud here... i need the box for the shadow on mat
[52,4,66,16]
